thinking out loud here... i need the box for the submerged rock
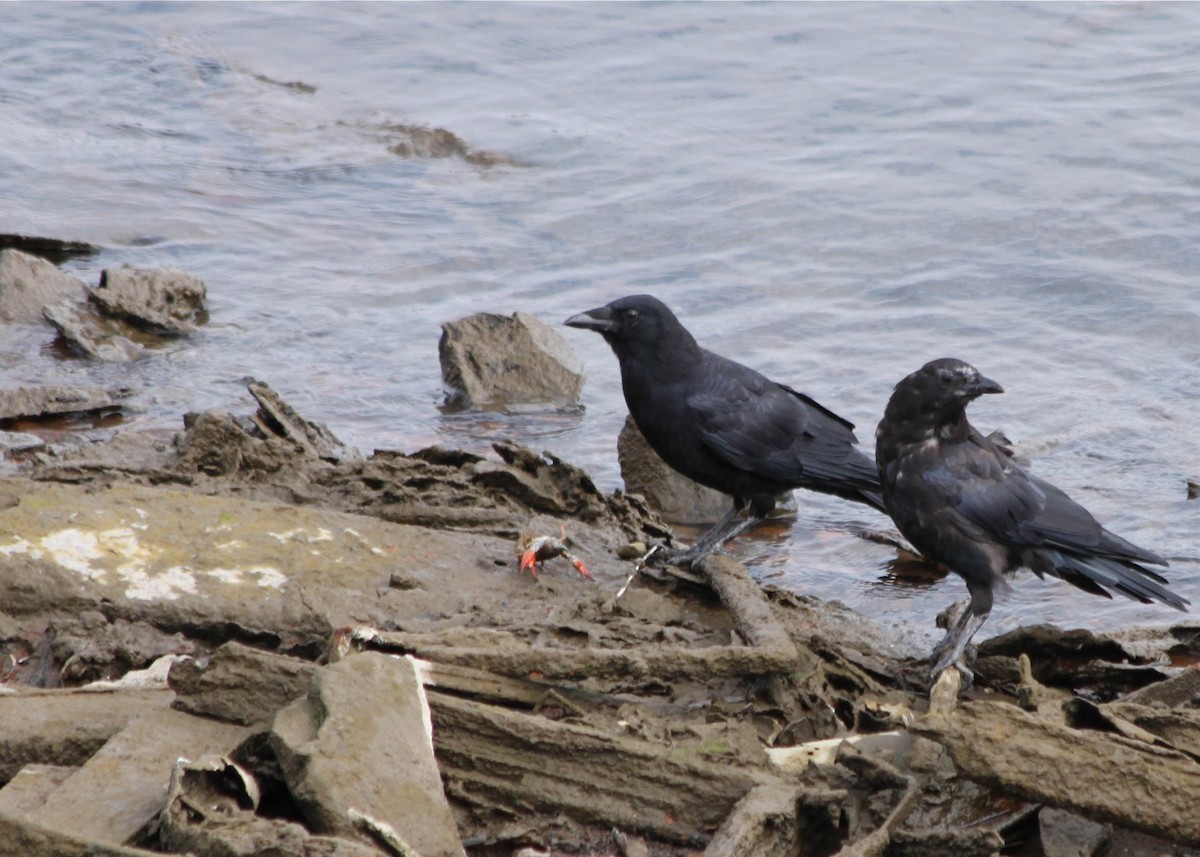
[439,311,584,409]
[91,265,207,334]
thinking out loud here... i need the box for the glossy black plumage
[875,357,1188,682]
[565,294,884,567]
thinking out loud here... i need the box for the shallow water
[3,2,1198,643]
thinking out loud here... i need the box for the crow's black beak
[969,375,1004,396]
[564,305,617,333]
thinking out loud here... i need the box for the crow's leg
[928,605,990,688]
[667,502,761,569]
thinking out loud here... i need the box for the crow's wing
[689,356,874,490]
[946,433,1165,567]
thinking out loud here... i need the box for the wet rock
[168,642,316,726]
[0,233,100,264]
[271,652,466,857]
[0,248,89,324]
[22,707,249,845]
[91,265,206,334]
[1188,480,1199,500]
[0,385,134,426]
[43,299,146,361]
[1039,807,1111,857]
[383,121,518,167]
[617,416,731,524]
[439,311,584,409]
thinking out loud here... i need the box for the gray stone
[271,652,465,857]
[0,248,88,325]
[23,707,249,844]
[0,385,133,422]
[43,300,145,361]
[617,416,731,524]
[1039,806,1111,857]
[0,764,76,817]
[91,264,207,334]
[439,311,583,408]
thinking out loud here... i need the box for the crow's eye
[938,370,954,386]
[623,308,640,322]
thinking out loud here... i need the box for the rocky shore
[2,242,1199,857]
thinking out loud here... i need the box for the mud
[1,380,1199,856]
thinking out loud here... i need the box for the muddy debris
[2,382,1200,856]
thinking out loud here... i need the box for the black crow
[875,357,1188,683]
[564,294,885,567]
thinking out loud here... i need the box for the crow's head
[564,294,689,358]
[884,357,1003,432]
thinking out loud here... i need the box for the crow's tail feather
[1050,552,1189,612]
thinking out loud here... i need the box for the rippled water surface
[3,2,1198,642]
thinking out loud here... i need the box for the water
[2,2,1198,643]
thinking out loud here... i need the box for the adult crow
[564,294,885,567]
[875,357,1188,683]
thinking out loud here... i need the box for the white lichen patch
[269,527,334,544]
[124,565,199,601]
[1,525,289,600]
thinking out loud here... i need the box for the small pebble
[616,542,648,560]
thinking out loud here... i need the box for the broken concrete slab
[22,707,248,845]
[0,688,172,781]
[0,816,162,857]
[440,310,584,409]
[0,248,89,325]
[168,642,316,726]
[0,764,75,817]
[91,264,207,334]
[271,652,465,857]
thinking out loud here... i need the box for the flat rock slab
[0,385,133,422]
[0,688,173,781]
[272,652,465,857]
[23,707,249,844]
[0,248,88,325]
[0,764,76,817]
[0,477,605,647]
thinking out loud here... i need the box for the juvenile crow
[875,357,1188,683]
[564,294,885,567]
